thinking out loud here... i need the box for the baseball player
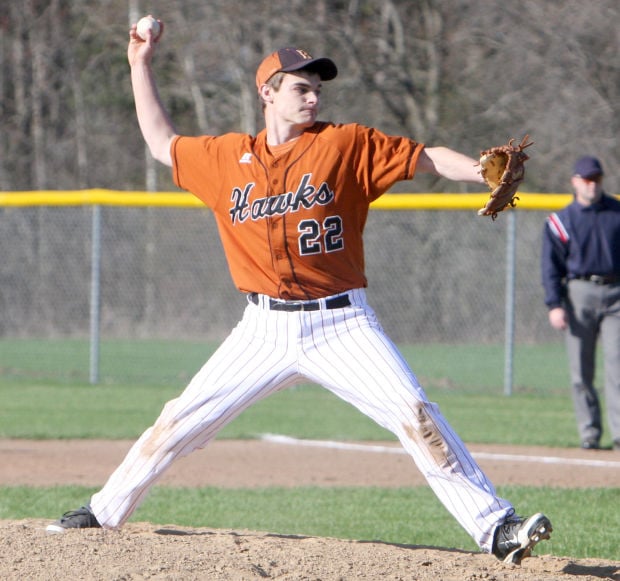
[47,20,552,564]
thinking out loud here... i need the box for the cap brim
[281,57,338,81]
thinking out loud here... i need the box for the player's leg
[299,290,533,554]
[50,303,301,531]
[600,285,620,447]
[565,281,602,448]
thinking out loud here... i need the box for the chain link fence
[0,197,561,386]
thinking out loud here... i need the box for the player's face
[272,71,322,129]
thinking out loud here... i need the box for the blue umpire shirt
[541,193,620,309]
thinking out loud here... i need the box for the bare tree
[0,0,617,192]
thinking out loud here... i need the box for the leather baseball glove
[477,135,533,220]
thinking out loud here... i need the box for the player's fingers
[129,24,144,44]
[128,25,155,67]
[136,22,164,47]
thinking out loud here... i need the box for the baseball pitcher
[47,18,551,565]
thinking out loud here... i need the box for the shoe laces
[494,510,523,549]
[61,506,94,523]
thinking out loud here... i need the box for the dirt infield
[2,438,619,580]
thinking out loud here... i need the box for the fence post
[504,211,517,396]
[89,205,102,384]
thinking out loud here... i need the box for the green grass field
[0,338,581,392]
[1,339,618,560]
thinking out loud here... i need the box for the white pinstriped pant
[91,288,513,551]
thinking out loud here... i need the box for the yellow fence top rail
[0,189,577,210]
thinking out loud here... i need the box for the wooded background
[1,0,618,195]
[1,0,619,367]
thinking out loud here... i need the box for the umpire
[542,156,620,451]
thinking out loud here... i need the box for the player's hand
[548,307,568,330]
[127,19,164,68]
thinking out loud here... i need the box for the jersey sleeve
[170,135,218,206]
[171,134,254,209]
[349,124,424,201]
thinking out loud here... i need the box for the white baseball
[136,16,160,41]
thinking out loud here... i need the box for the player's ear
[259,84,274,104]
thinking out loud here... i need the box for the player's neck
[265,117,311,146]
[266,138,300,157]
[266,128,306,146]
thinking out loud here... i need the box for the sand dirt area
[1,438,618,580]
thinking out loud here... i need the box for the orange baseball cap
[255,47,338,89]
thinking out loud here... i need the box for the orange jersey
[171,122,424,299]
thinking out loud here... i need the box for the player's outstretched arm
[128,18,176,167]
[417,146,485,184]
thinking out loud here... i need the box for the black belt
[248,293,351,311]
[573,274,620,285]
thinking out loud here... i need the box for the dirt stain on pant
[404,402,449,467]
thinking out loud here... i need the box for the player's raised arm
[128,17,177,167]
[417,146,485,184]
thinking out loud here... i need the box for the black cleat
[46,505,101,534]
[492,512,552,564]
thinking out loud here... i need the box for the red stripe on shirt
[547,213,569,243]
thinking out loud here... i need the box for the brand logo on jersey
[229,173,334,224]
[239,152,253,164]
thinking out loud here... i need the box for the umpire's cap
[573,156,604,180]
